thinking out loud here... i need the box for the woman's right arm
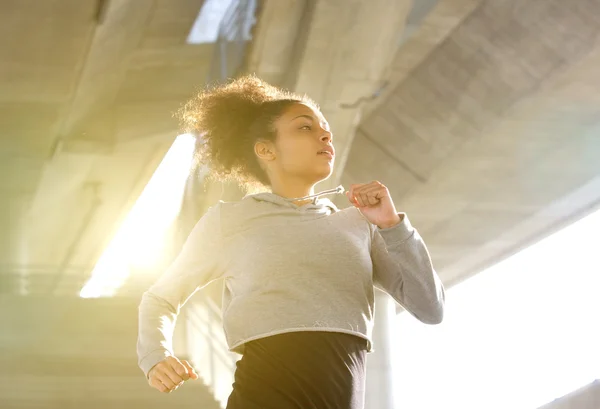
[137,204,224,390]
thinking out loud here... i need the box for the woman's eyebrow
[290,114,315,123]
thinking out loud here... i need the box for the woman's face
[263,102,334,184]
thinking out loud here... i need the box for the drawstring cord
[284,185,345,203]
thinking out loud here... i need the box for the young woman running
[137,75,445,409]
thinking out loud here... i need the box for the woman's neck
[270,179,315,206]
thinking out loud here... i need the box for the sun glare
[80,134,197,298]
[393,208,600,409]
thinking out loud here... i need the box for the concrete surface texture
[1,1,600,408]
[248,0,600,287]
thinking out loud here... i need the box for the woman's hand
[346,181,402,229]
[148,356,199,393]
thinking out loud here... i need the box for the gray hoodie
[137,188,445,377]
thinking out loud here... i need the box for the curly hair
[178,75,318,192]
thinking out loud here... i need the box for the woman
[137,75,445,409]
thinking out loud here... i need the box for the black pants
[226,331,368,409]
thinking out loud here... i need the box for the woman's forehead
[282,102,326,122]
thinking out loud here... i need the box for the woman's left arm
[347,181,445,324]
[371,214,445,324]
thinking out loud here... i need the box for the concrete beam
[247,0,412,191]
[442,174,600,287]
[361,0,483,120]
[339,0,600,287]
[58,0,156,152]
[245,0,308,85]
[294,0,411,190]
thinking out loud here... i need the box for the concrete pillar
[365,289,396,409]
[246,0,412,191]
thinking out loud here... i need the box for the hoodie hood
[244,185,345,214]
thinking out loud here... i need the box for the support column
[246,0,412,191]
[365,289,396,409]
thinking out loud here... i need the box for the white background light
[393,208,600,408]
[80,134,197,298]
[187,0,234,44]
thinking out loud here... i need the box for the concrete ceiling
[539,379,600,409]
[1,2,597,407]
[247,0,600,289]
[343,0,600,285]
[0,0,212,295]
[3,0,600,298]
[246,0,413,190]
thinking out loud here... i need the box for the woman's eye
[300,125,312,130]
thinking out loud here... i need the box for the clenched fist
[148,356,199,393]
[346,181,402,229]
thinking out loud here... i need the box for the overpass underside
[245,0,600,288]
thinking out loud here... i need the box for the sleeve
[371,213,445,324]
[137,204,224,378]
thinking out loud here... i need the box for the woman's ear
[254,140,276,162]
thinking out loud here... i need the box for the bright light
[187,0,234,44]
[393,208,600,409]
[80,134,197,298]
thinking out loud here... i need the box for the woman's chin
[315,164,334,180]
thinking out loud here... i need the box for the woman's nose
[320,131,332,143]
